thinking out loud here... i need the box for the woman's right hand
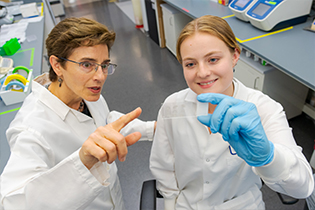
[79,107,142,169]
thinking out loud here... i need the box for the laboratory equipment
[229,0,258,22]
[0,7,14,26]
[0,56,13,74]
[2,38,21,56]
[159,101,208,120]
[246,0,313,31]
[0,66,33,105]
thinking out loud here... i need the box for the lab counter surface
[0,18,44,173]
[162,0,315,91]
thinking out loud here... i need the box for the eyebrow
[79,57,111,63]
[204,51,222,58]
[182,51,222,62]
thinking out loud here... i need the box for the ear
[232,48,240,67]
[49,55,63,77]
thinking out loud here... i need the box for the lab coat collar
[32,80,92,123]
[84,100,105,127]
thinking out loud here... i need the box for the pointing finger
[110,107,142,132]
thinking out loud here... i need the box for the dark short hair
[46,17,116,81]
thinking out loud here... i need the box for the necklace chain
[78,101,84,112]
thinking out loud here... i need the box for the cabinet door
[161,9,176,55]
[234,57,264,91]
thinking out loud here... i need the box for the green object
[0,47,6,56]
[267,1,276,5]
[2,38,21,56]
[12,66,30,74]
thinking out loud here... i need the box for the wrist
[79,148,98,170]
[246,141,274,167]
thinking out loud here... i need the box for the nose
[94,65,107,81]
[197,63,211,78]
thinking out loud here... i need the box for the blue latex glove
[197,93,274,167]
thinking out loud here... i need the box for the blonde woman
[150,15,313,209]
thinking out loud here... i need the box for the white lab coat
[0,75,155,210]
[150,78,314,210]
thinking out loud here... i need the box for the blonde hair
[176,15,241,64]
[46,17,116,81]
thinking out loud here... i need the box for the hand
[197,93,274,167]
[79,107,142,169]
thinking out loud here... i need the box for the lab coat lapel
[85,101,107,128]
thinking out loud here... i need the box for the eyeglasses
[57,56,117,75]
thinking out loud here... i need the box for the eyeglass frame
[56,56,117,75]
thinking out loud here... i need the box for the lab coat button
[206,158,210,162]
[205,181,210,184]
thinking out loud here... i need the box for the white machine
[229,0,258,22]
[245,0,313,31]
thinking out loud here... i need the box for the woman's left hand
[197,93,274,167]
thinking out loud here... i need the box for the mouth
[88,86,101,93]
[198,79,218,86]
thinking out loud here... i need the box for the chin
[85,95,101,102]
[196,89,217,95]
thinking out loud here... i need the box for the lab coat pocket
[214,187,264,210]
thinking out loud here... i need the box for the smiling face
[180,32,239,96]
[57,44,110,104]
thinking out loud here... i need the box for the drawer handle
[169,17,173,26]
[254,77,259,89]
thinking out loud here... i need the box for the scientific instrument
[246,0,313,31]
[229,0,258,22]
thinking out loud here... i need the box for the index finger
[197,93,231,105]
[110,107,142,131]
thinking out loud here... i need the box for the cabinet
[234,50,309,119]
[49,0,65,17]
[160,4,192,56]
[145,0,159,45]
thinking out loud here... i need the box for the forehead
[180,32,229,57]
[182,32,225,47]
[69,44,109,59]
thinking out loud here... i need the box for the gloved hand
[197,93,274,167]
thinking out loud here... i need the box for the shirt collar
[32,80,92,122]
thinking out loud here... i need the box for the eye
[101,63,109,69]
[185,62,195,68]
[81,62,93,69]
[209,58,218,63]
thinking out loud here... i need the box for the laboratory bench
[0,9,49,173]
[154,0,315,119]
